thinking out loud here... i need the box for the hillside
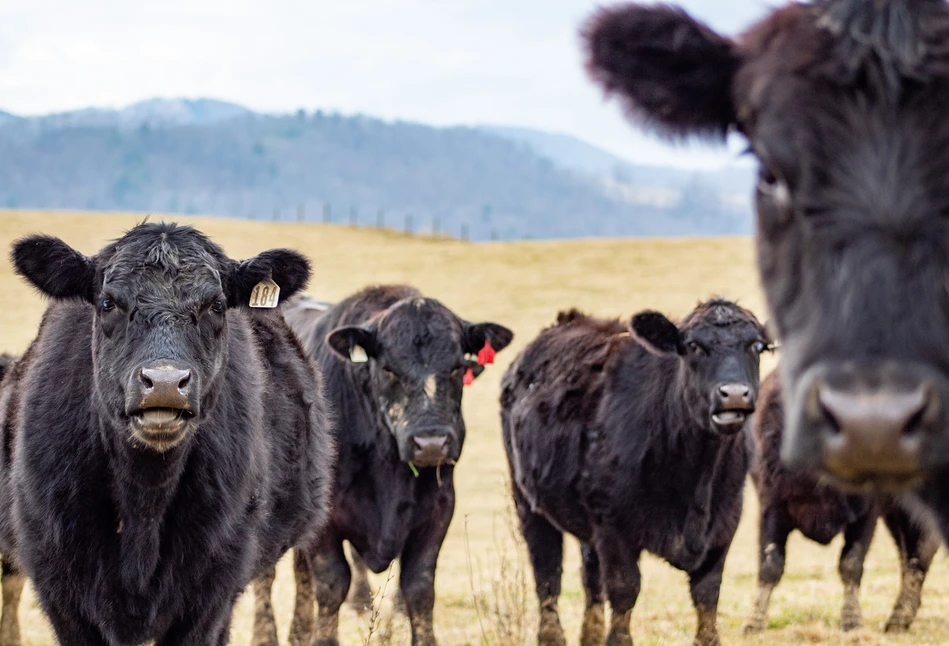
[0,100,754,240]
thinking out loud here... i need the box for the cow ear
[582,4,739,140]
[326,326,378,363]
[464,322,514,355]
[12,235,96,302]
[630,310,682,355]
[230,249,311,308]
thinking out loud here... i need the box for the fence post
[405,213,413,235]
[377,209,385,229]
[273,208,280,222]
[491,228,499,241]
[297,203,305,222]
[432,217,440,237]
[323,203,331,224]
[350,206,358,227]
[461,223,469,241]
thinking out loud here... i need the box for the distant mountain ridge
[0,98,754,240]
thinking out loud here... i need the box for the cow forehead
[99,225,228,299]
[681,302,761,340]
[377,300,464,365]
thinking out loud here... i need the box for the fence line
[247,201,529,242]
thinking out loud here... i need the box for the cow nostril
[178,371,192,392]
[140,372,154,389]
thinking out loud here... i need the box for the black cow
[0,354,21,646]
[744,371,939,634]
[268,285,512,646]
[502,300,770,646]
[0,223,333,646]
[581,2,949,523]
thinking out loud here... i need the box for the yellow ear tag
[249,278,280,308]
[350,345,369,363]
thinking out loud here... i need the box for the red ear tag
[477,339,495,366]
[463,368,475,386]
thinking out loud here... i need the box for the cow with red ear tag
[269,285,512,646]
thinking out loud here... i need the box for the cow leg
[838,509,877,631]
[0,562,25,646]
[289,548,316,646]
[595,535,641,646]
[883,506,939,632]
[688,545,729,646]
[742,505,793,634]
[347,546,374,612]
[40,602,109,646]
[251,566,279,646]
[309,537,351,646]
[157,600,237,646]
[515,487,566,646]
[579,542,605,646]
[400,492,453,646]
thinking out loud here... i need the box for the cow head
[584,0,949,489]
[327,297,513,468]
[12,222,310,452]
[631,299,770,435]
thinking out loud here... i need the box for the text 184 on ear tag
[350,345,369,363]
[249,279,280,308]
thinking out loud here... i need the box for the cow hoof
[742,619,764,634]
[884,619,910,633]
[840,616,863,632]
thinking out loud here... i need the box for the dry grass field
[0,209,946,646]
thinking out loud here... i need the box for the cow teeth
[712,411,745,425]
[139,408,183,425]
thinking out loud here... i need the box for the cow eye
[210,300,225,315]
[751,340,767,354]
[757,166,790,208]
[101,298,115,312]
[686,341,706,356]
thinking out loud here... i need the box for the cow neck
[97,409,192,592]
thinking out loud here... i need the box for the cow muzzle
[782,362,943,491]
[407,427,456,467]
[127,365,198,451]
[709,382,755,433]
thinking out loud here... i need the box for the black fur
[501,299,768,646]
[581,0,949,535]
[582,3,738,139]
[284,285,512,646]
[0,222,333,645]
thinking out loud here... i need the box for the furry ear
[464,322,514,355]
[12,235,97,302]
[630,310,682,355]
[582,3,739,139]
[326,326,378,363]
[230,249,311,308]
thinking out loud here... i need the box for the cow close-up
[265,285,512,646]
[582,0,949,534]
[744,370,940,634]
[0,222,334,646]
[501,300,770,646]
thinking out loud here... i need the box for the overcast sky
[0,0,773,168]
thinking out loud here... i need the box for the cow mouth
[130,407,194,450]
[710,409,751,432]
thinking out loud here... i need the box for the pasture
[0,209,946,645]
